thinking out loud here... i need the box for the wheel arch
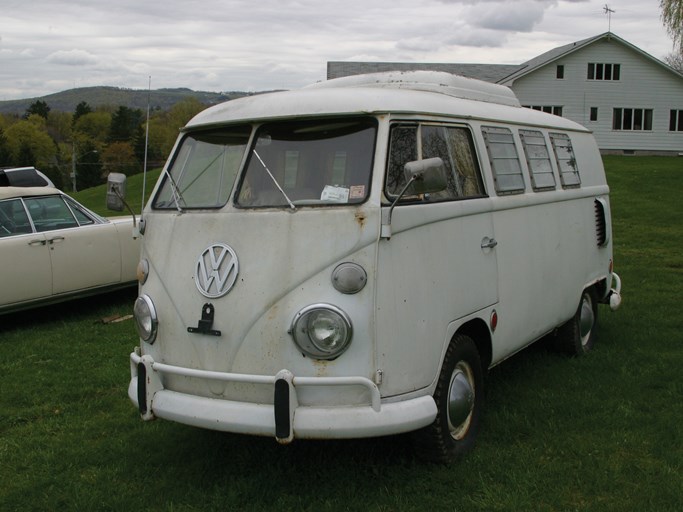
[456,318,492,371]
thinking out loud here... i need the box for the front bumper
[129,350,437,443]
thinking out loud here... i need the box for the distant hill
[0,86,263,115]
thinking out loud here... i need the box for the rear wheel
[554,288,598,356]
[413,333,484,463]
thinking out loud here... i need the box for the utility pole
[71,142,77,192]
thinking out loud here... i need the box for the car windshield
[236,118,376,208]
[153,126,251,209]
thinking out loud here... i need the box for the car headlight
[134,294,158,344]
[290,304,352,360]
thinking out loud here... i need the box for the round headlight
[134,294,158,344]
[290,304,352,360]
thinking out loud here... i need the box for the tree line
[0,97,206,191]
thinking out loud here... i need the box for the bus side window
[519,129,556,191]
[422,125,485,199]
[386,124,485,201]
[386,125,418,197]
[549,132,581,188]
[482,126,525,194]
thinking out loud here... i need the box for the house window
[590,107,599,122]
[587,63,621,80]
[525,105,563,116]
[556,65,564,79]
[481,126,525,194]
[670,110,683,131]
[612,108,653,130]
[519,130,556,191]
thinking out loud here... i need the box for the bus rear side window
[550,133,581,188]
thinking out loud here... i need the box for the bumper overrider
[129,349,437,443]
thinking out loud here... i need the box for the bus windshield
[236,117,376,208]
[153,126,251,210]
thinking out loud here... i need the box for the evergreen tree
[73,101,92,125]
[0,128,11,166]
[76,141,103,190]
[24,100,51,120]
[109,106,143,144]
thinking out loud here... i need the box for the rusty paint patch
[354,210,367,229]
[312,359,330,377]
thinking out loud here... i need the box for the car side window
[386,123,485,201]
[64,197,97,226]
[23,196,79,232]
[0,199,33,238]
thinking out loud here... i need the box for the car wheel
[554,288,598,356]
[413,333,484,463]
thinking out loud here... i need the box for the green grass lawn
[72,168,162,218]
[1,156,682,511]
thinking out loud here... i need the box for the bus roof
[186,71,588,133]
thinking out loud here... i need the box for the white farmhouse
[327,32,683,155]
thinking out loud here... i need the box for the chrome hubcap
[448,362,475,440]
[579,293,595,345]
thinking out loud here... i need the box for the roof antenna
[139,76,151,234]
[603,4,615,33]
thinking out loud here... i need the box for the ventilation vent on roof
[309,71,521,107]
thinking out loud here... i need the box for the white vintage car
[0,186,140,314]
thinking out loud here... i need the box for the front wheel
[554,288,598,356]
[413,333,484,463]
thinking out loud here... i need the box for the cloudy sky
[0,0,675,100]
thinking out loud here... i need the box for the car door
[22,195,121,296]
[0,198,52,306]
[49,221,121,294]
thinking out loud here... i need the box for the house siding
[507,38,683,153]
[326,34,683,154]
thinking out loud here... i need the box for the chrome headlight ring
[290,304,353,360]
[133,294,158,344]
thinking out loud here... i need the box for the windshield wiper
[253,150,296,210]
[162,168,186,213]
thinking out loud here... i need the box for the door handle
[481,237,498,249]
[28,239,47,246]
[47,236,65,244]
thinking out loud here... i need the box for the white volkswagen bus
[127,71,622,462]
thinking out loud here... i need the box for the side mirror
[381,157,448,239]
[403,157,448,195]
[107,173,127,212]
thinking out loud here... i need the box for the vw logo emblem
[194,243,239,298]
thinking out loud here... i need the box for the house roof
[497,32,683,84]
[327,32,683,86]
